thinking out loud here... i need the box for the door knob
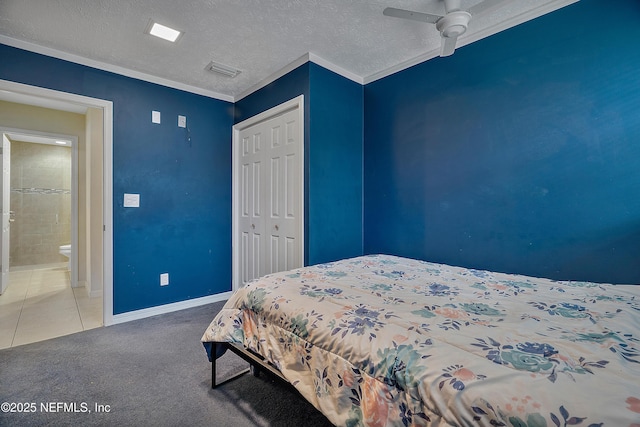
[251,224,255,229]
[274,225,279,231]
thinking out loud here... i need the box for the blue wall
[364,0,640,283]
[235,63,363,265]
[308,64,363,264]
[0,44,234,313]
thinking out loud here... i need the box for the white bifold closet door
[236,105,303,288]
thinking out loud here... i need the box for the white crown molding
[234,53,310,102]
[0,35,234,103]
[363,49,440,86]
[235,52,363,102]
[308,53,364,85]
[364,0,579,85]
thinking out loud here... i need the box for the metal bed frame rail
[211,341,289,388]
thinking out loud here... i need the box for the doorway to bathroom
[0,79,114,347]
[4,131,78,287]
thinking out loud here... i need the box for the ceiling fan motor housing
[436,10,471,37]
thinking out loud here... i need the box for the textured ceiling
[0,0,577,102]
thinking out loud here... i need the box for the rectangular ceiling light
[205,61,241,78]
[146,21,182,42]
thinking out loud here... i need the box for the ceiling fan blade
[383,7,442,24]
[440,35,458,57]
[467,0,509,17]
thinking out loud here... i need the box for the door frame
[0,128,79,288]
[0,134,10,294]
[231,95,304,291]
[0,79,114,326]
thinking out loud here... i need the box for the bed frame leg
[211,342,218,388]
[250,363,261,377]
[211,342,251,389]
[210,341,290,388]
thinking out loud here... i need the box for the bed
[201,254,640,426]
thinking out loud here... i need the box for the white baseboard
[10,262,67,271]
[76,280,101,297]
[109,292,233,326]
[88,288,102,298]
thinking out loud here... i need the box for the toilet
[59,244,71,269]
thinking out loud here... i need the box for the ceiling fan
[383,0,509,57]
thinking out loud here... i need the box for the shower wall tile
[24,167,63,189]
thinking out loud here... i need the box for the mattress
[202,254,640,426]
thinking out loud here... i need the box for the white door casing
[232,96,304,290]
[0,134,10,294]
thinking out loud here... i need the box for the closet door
[234,97,304,289]
[265,109,302,274]
[238,126,265,285]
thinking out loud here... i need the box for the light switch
[152,110,161,124]
[123,193,140,207]
[178,115,186,128]
[160,273,169,286]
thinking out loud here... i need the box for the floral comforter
[201,254,640,427]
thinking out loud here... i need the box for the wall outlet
[178,115,186,128]
[152,110,161,124]
[160,273,169,286]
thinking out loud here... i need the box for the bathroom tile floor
[0,265,102,349]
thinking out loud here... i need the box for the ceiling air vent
[205,61,241,78]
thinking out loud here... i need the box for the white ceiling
[0,0,578,102]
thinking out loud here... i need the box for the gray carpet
[0,301,334,426]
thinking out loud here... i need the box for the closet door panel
[266,110,301,274]
[238,130,264,285]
